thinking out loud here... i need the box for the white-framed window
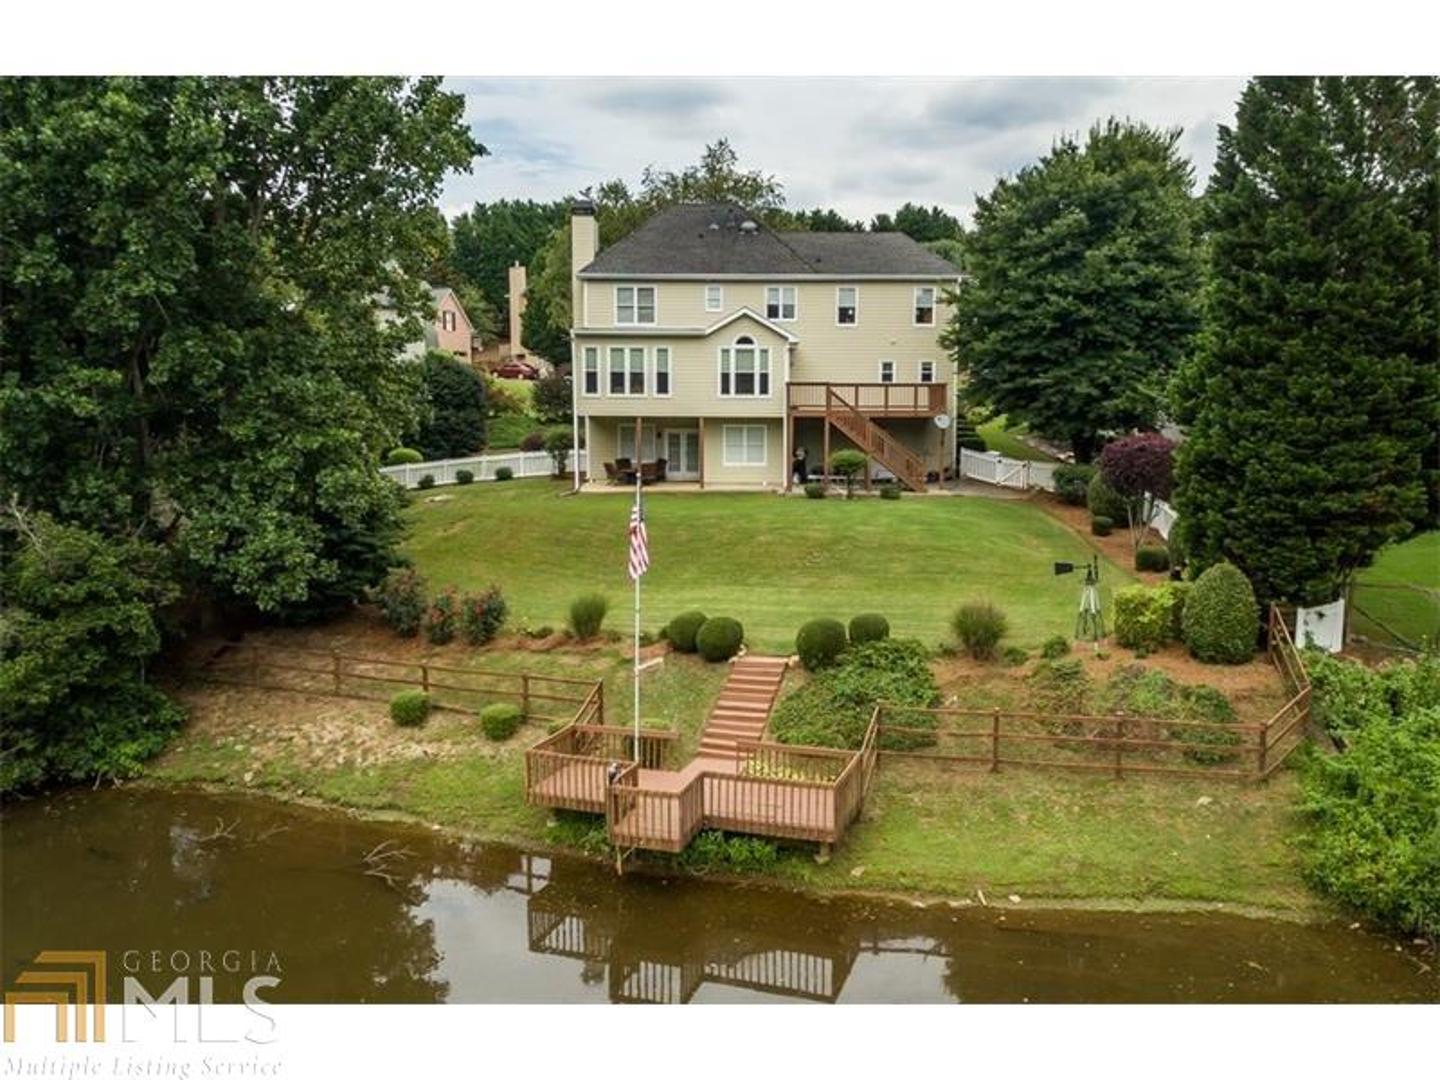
[441,309,457,332]
[654,347,671,396]
[608,346,647,395]
[836,286,858,326]
[914,286,936,325]
[607,347,627,394]
[616,285,657,325]
[765,286,797,322]
[582,346,599,396]
[704,284,723,312]
[718,335,771,397]
[722,424,768,466]
[918,360,936,383]
[617,424,656,462]
[878,360,896,384]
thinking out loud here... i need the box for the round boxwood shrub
[1135,544,1170,572]
[385,447,423,466]
[695,616,744,662]
[804,482,826,500]
[455,468,475,485]
[879,485,901,501]
[951,601,1008,660]
[1182,561,1260,665]
[1090,514,1114,537]
[796,618,848,670]
[1087,472,1132,522]
[495,466,514,481]
[479,702,523,741]
[390,689,430,727]
[848,613,890,644]
[416,474,436,490]
[666,610,708,653]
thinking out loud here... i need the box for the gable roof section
[578,203,957,279]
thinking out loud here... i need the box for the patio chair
[603,461,618,484]
[615,457,635,484]
[639,461,659,485]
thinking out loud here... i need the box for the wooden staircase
[697,655,788,758]
[823,388,929,492]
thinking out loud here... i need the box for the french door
[663,429,700,480]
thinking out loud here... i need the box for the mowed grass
[1350,530,1439,647]
[402,479,1135,652]
[978,417,1057,462]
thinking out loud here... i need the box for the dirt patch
[932,644,1290,724]
[1035,494,1170,582]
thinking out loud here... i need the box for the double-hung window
[582,347,600,395]
[836,286,857,325]
[878,360,896,384]
[722,425,767,466]
[918,360,936,383]
[616,285,656,325]
[719,336,771,397]
[441,309,457,332]
[765,286,796,321]
[654,348,671,396]
[608,347,646,395]
[913,286,936,325]
[704,284,723,312]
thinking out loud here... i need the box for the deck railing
[524,723,680,814]
[607,765,705,853]
[787,381,947,416]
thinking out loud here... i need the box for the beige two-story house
[570,201,959,492]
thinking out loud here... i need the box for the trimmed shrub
[1053,463,1096,506]
[1183,561,1259,664]
[377,568,427,637]
[772,639,939,750]
[666,610,708,653]
[385,447,423,466]
[1135,544,1170,572]
[951,601,1007,660]
[460,586,507,646]
[1040,634,1071,660]
[828,449,869,498]
[479,702,523,741]
[804,482,826,500]
[519,431,546,452]
[696,616,744,662]
[1090,515,1114,537]
[1086,472,1133,523]
[416,474,436,490]
[796,618,848,671]
[424,587,459,645]
[455,469,475,485]
[879,485,901,501]
[1002,645,1030,667]
[1113,585,1172,654]
[495,466,514,481]
[390,690,430,727]
[1164,581,1191,641]
[569,593,609,640]
[848,613,891,644]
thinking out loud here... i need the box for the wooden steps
[697,655,788,758]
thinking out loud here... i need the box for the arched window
[718,334,770,397]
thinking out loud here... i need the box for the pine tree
[1173,77,1439,607]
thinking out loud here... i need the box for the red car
[494,359,540,380]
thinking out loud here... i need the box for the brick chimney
[570,198,597,331]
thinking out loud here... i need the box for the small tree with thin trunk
[828,450,868,499]
[544,429,572,478]
[1098,433,1175,554]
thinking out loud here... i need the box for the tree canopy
[1172,77,1439,606]
[942,119,1201,460]
[873,202,964,242]
[450,198,566,325]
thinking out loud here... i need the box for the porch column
[822,399,831,493]
[697,417,705,489]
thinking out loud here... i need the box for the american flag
[627,495,650,581]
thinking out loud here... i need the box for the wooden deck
[524,655,879,856]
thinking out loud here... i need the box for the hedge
[390,690,430,727]
[695,616,744,662]
[848,613,890,644]
[665,610,708,653]
[479,702,523,741]
[796,618,847,670]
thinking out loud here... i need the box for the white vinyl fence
[380,449,589,490]
[958,447,1177,538]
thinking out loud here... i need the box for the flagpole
[632,457,642,764]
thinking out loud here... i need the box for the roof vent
[739,220,759,233]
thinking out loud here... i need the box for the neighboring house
[570,201,959,491]
[426,286,474,359]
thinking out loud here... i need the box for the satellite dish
[933,413,952,429]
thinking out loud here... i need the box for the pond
[2,787,1434,1004]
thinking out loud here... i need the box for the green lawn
[978,418,1057,462]
[1350,530,1439,648]
[402,479,1134,651]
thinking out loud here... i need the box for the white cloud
[441,77,1246,224]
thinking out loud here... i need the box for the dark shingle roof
[578,203,956,278]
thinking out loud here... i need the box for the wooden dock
[525,655,879,856]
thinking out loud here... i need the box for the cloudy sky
[440,77,1247,224]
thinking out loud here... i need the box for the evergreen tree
[942,119,1201,460]
[1173,77,1439,606]
[416,352,487,460]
